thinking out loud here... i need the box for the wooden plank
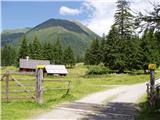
[10,75,36,100]
[43,80,71,82]
[1,90,35,93]
[2,85,32,88]
[44,88,68,91]
[1,71,33,75]
[7,84,35,87]
[13,78,35,81]
[2,97,33,100]
[22,84,35,86]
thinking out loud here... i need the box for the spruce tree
[43,42,54,62]
[140,29,159,72]
[104,26,126,71]
[84,48,91,65]
[32,36,42,59]
[136,3,160,32]
[114,0,134,36]
[63,45,75,67]
[19,36,29,59]
[135,3,160,69]
[28,43,33,58]
[52,40,63,64]
[154,31,160,66]
[100,34,106,63]
[104,0,135,72]
[1,44,17,66]
[125,36,143,70]
[84,38,101,65]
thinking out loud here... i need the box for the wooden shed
[19,59,50,72]
[45,65,68,76]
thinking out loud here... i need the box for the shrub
[87,64,110,75]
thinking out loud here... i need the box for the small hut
[19,58,50,72]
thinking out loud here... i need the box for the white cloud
[60,6,81,15]
[81,0,116,36]
[80,0,160,36]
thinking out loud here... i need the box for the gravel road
[31,79,160,120]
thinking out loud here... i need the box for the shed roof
[45,65,68,74]
[20,59,50,69]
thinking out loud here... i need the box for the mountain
[1,28,31,46]
[1,18,99,56]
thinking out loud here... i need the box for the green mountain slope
[2,18,99,56]
[1,28,31,46]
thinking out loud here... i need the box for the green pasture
[1,64,160,120]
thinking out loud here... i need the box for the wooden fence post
[36,68,43,104]
[66,81,71,95]
[5,71,9,102]
[148,64,156,107]
[150,69,155,94]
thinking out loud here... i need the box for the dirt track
[31,79,160,120]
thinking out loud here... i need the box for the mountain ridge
[1,18,100,56]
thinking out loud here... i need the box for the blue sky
[1,0,159,36]
[2,1,87,30]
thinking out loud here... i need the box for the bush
[87,64,110,75]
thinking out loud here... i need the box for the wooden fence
[1,69,71,104]
[146,77,160,107]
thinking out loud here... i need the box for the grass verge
[137,95,160,120]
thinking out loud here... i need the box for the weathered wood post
[5,71,10,102]
[148,64,156,94]
[36,65,45,104]
[148,64,156,107]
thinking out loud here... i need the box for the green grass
[137,95,160,120]
[1,64,160,120]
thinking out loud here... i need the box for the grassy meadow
[1,64,160,120]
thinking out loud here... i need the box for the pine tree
[104,0,135,72]
[125,36,143,70]
[28,43,33,58]
[63,45,75,67]
[84,48,91,65]
[42,42,54,62]
[104,26,126,71]
[76,55,84,63]
[135,3,160,69]
[154,31,160,66]
[19,36,29,59]
[1,44,17,66]
[84,38,101,65]
[100,34,106,63]
[114,0,134,37]
[136,3,160,32]
[32,36,42,59]
[140,29,159,72]
[52,40,63,64]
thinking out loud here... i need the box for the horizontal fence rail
[43,79,71,95]
[1,70,71,104]
[1,71,36,102]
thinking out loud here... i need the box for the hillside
[1,28,31,46]
[1,18,99,56]
[25,18,99,56]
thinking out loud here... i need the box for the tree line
[84,0,160,73]
[1,36,75,67]
[1,0,159,72]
